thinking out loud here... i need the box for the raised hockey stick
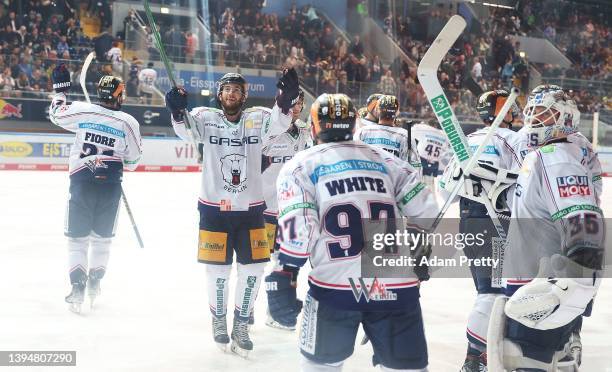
[417,15,515,240]
[143,0,202,161]
[80,52,145,249]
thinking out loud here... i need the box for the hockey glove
[52,64,71,93]
[265,269,302,329]
[408,228,432,282]
[275,68,300,115]
[165,87,188,121]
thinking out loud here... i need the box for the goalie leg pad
[265,270,302,329]
[505,316,581,365]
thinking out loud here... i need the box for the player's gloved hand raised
[52,64,71,93]
[275,68,300,115]
[165,87,188,120]
[265,269,302,330]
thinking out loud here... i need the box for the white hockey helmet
[523,86,580,147]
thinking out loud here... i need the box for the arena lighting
[201,89,211,96]
[160,7,169,14]
[482,2,514,9]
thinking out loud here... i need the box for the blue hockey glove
[265,269,302,329]
[275,68,300,115]
[165,87,188,121]
[52,64,71,93]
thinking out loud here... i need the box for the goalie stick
[80,52,145,249]
[143,0,202,162]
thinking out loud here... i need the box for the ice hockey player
[261,88,313,330]
[354,94,422,172]
[357,92,382,128]
[49,64,142,313]
[439,89,525,372]
[519,84,602,202]
[268,93,439,371]
[498,86,604,371]
[411,119,451,191]
[164,69,299,357]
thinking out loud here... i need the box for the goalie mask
[476,89,520,126]
[310,93,356,143]
[523,87,579,147]
[97,75,125,107]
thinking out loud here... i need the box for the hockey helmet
[97,75,125,105]
[378,95,399,120]
[476,89,519,125]
[217,72,248,106]
[365,93,382,119]
[310,93,356,142]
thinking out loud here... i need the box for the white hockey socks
[206,264,231,318]
[89,233,111,278]
[466,293,499,350]
[67,236,89,284]
[234,262,266,321]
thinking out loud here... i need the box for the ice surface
[0,172,610,371]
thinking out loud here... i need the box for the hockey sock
[206,264,231,318]
[234,262,266,321]
[89,233,111,277]
[67,237,89,285]
[466,293,498,351]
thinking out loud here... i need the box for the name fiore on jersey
[49,94,142,182]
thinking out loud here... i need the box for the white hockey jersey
[503,139,604,291]
[261,120,313,218]
[138,68,157,93]
[517,127,602,204]
[49,93,142,183]
[276,141,440,310]
[411,123,451,168]
[172,105,291,211]
[354,124,422,174]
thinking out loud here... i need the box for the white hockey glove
[505,255,600,331]
[439,160,518,212]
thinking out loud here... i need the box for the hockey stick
[143,0,202,161]
[80,52,145,249]
[80,52,95,102]
[418,15,521,293]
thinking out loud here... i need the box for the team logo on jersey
[84,157,108,173]
[556,175,590,197]
[348,277,397,302]
[220,154,247,192]
[277,180,296,201]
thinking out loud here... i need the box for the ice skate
[65,283,85,314]
[460,354,487,372]
[87,277,101,309]
[230,317,253,358]
[265,309,295,331]
[212,315,230,352]
[248,312,255,331]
